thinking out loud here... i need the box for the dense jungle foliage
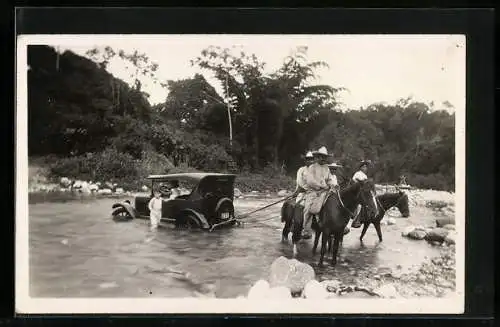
[28,45,455,191]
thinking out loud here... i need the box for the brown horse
[312,179,379,267]
[359,191,410,242]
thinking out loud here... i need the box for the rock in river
[269,256,315,293]
[444,232,456,245]
[436,217,455,228]
[386,217,396,225]
[424,228,449,243]
[402,226,416,237]
[303,280,329,299]
[373,284,400,298]
[247,279,270,299]
[407,229,427,240]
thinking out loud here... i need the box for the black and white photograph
[16,34,465,314]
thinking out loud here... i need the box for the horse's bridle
[375,193,407,214]
[335,183,375,217]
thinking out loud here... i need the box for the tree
[191,45,344,169]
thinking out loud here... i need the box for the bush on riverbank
[29,152,295,194]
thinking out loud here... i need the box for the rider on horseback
[293,151,314,206]
[302,146,338,239]
[351,160,371,228]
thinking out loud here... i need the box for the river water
[29,196,441,298]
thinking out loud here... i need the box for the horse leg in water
[331,232,343,266]
[312,230,321,255]
[291,205,304,257]
[373,221,383,242]
[359,222,370,241]
[281,201,293,242]
[318,227,331,267]
[282,216,292,242]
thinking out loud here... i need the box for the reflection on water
[28,197,440,298]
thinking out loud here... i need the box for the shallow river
[29,196,441,298]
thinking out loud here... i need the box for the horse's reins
[335,189,358,218]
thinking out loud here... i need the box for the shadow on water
[28,197,441,298]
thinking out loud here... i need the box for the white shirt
[331,174,338,186]
[148,197,162,212]
[295,166,308,191]
[304,163,338,191]
[352,170,368,182]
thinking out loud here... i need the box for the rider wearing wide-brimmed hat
[350,160,372,228]
[301,146,339,239]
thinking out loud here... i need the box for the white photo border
[15,34,466,314]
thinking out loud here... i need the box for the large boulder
[269,256,315,293]
[386,217,396,225]
[402,226,416,237]
[373,284,399,298]
[443,224,455,230]
[247,279,270,299]
[424,228,449,243]
[407,229,427,240]
[97,188,113,195]
[302,280,329,299]
[444,232,456,245]
[436,217,455,228]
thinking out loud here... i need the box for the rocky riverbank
[242,242,456,299]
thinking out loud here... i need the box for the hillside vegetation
[28,45,455,192]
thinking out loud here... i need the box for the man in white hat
[301,146,338,239]
[293,151,314,206]
[350,160,371,228]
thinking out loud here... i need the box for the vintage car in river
[111,173,237,230]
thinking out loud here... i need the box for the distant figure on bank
[351,160,371,228]
[148,189,162,230]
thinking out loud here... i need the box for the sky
[44,34,465,112]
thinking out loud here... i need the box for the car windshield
[152,179,194,194]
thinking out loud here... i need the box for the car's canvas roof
[146,173,236,183]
